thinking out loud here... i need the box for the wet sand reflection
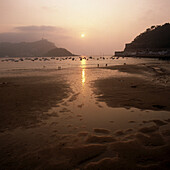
[81,59,86,85]
[82,69,86,84]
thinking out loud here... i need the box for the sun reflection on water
[81,58,86,85]
[82,69,86,84]
[81,58,86,68]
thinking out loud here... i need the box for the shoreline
[0,62,170,169]
[94,62,170,111]
[115,54,170,59]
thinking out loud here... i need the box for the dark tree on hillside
[125,23,170,51]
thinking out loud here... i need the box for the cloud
[15,25,66,33]
[0,25,71,43]
[0,32,41,42]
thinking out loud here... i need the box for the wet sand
[0,63,170,169]
[89,63,170,169]
[0,74,70,131]
[94,63,170,111]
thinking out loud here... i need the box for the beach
[94,63,170,111]
[1,0,170,169]
[0,59,170,169]
[0,73,70,132]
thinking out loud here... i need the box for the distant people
[97,64,99,67]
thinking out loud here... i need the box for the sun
[81,33,85,38]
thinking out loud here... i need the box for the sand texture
[0,75,70,131]
[94,63,170,111]
[0,63,170,169]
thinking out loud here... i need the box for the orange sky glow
[0,0,170,55]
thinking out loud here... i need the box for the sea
[0,55,165,71]
[0,55,169,134]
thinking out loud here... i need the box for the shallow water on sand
[1,57,170,169]
[41,64,170,135]
[1,57,169,134]
[0,55,165,71]
[1,64,169,138]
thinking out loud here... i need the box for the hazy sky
[0,0,170,55]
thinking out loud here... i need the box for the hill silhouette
[0,39,74,57]
[44,48,73,57]
[125,23,170,51]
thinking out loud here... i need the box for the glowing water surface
[1,56,169,135]
[37,58,170,135]
[0,56,170,165]
[0,55,166,72]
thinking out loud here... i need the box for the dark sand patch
[62,102,69,106]
[93,128,111,134]
[97,104,103,108]
[49,138,169,169]
[93,63,170,111]
[129,120,136,123]
[93,76,170,111]
[109,121,114,123]
[65,115,73,120]
[162,130,170,136]
[0,76,70,131]
[135,133,165,146]
[139,125,159,133]
[165,118,170,123]
[143,119,167,126]
[43,111,59,118]
[3,143,107,170]
[152,104,166,109]
[78,131,89,137]
[151,119,168,126]
[1,129,170,169]
[76,114,82,117]
[109,139,170,169]
[59,108,71,113]
[114,130,125,136]
[84,157,120,170]
[77,103,84,108]
[131,85,137,88]
[68,92,80,102]
[64,144,107,165]
[125,128,133,133]
[123,134,136,141]
[142,120,151,124]
[50,122,58,126]
[86,135,116,144]
[67,124,73,127]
